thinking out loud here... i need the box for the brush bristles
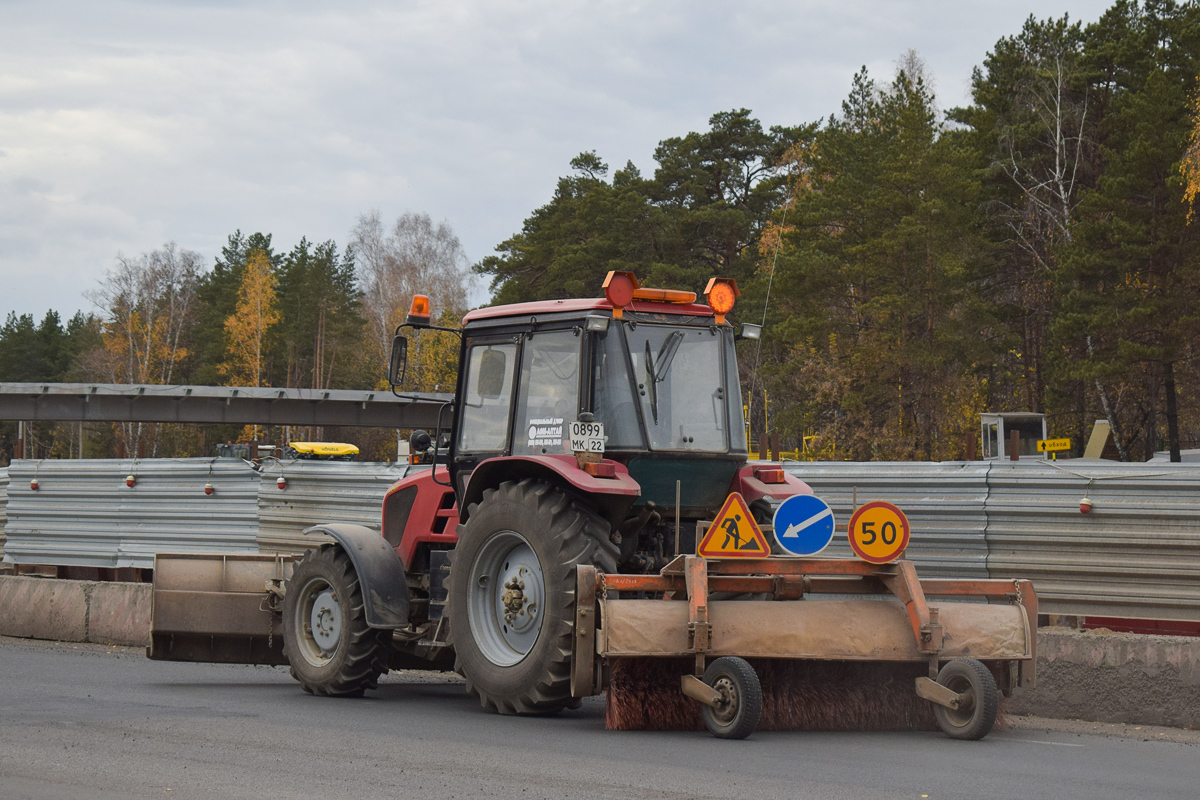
[606,658,1008,732]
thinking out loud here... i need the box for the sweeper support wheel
[699,657,762,739]
[930,658,999,740]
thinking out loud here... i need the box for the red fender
[461,454,640,528]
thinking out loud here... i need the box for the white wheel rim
[294,577,341,666]
[467,531,546,667]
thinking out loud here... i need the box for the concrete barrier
[1009,628,1200,728]
[3,574,1199,729]
[88,581,153,645]
[0,575,150,647]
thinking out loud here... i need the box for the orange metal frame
[594,556,1038,681]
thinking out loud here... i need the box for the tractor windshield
[593,321,744,452]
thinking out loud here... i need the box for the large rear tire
[448,479,618,714]
[282,544,393,696]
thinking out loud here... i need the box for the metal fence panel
[984,460,1200,620]
[784,462,991,578]
[6,456,1200,623]
[0,467,8,559]
[2,459,260,569]
[256,460,410,553]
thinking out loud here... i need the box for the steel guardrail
[786,459,1200,622]
[0,382,452,429]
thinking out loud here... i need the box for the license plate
[569,420,605,453]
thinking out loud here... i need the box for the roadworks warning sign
[698,492,770,557]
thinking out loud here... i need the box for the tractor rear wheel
[282,544,393,696]
[448,479,618,714]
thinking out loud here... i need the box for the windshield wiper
[643,331,683,426]
[644,340,659,424]
[654,331,683,382]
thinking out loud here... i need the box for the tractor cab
[394,272,759,521]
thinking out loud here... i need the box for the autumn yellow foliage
[220,251,279,388]
[1185,79,1200,222]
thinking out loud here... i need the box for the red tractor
[152,271,1036,740]
[276,272,811,713]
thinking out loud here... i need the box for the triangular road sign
[698,492,770,557]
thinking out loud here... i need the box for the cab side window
[513,330,580,455]
[457,342,518,452]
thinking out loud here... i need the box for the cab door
[452,337,519,495]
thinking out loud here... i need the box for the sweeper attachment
[584,556,1036,740]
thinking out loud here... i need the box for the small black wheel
[701,657,762,739]
[932,658,999,740]
[448,479,618,715]
[282,544,393,696]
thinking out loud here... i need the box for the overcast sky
[1,0,1111,320]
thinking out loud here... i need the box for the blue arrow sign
[772,494,836,556]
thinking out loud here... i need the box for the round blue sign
[772,494,836,556]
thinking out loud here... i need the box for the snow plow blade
[147,553,298,666]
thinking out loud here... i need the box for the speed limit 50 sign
[847,501,910,564]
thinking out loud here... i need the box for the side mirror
[389,335,408,387]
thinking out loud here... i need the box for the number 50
[860,520,898,546]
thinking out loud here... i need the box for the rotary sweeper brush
[146,271,1035,741]
[592,556,1036,739]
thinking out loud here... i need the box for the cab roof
[462,297,717,324]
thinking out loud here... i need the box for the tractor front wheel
[448,479,618,714]
[282,544,393,696]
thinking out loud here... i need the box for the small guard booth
[980,413,1046,461]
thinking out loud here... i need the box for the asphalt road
[1,636,1196,800]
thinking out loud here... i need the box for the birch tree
[350,211,471,389]
[88,244,200,455]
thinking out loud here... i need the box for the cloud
[0,0,1107,317]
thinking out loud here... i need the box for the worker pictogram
[698,493,770,557]
[771,493,836,557]
[847,501,911,564]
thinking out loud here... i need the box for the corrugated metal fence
[780,462,991,578]
[2,458,1199,621]
[256,460,411,553]
[0,458,417,570]
[2,459,260,569]
[788,460,1200,622]
[981,461,1200,621]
